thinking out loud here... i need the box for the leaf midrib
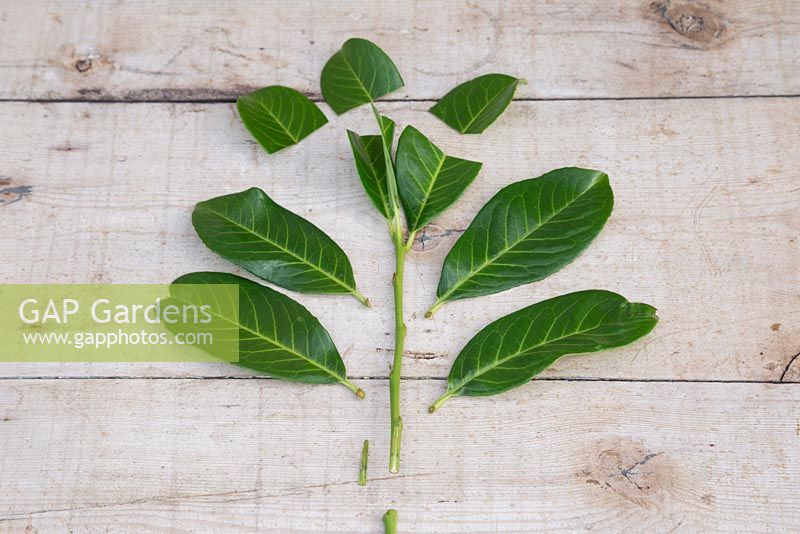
[252,99,300,144]
[408,148,447,231]
[338,50,374,105]
[459,78,517,133]
[450,300,638,392]
[437,172,605,303]
[201,206,357,294]
[354,134,391,215]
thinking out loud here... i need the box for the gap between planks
[0,376,798,384]
[1,94,800,105]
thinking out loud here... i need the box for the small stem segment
[383,509,398,533]
[358,439,369,486]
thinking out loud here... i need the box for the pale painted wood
[1,99,798,380]
[1,3,798,532]
[1,0,799,100]
[0,379,797,532]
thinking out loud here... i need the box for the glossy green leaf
[192,188,369,305]
[237,86,328,154]
[347,115,396,218]
[321,38,404,115]
[170,272,364,397]
[429,290,657,411]
[396,125,482,233]
[429,74,522,134]
[428,168,613,316]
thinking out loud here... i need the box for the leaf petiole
[352,290,371,307]
[428,390,457,413]
[424,299,444,319]
[343,378,366,399]
[404,231,417,252]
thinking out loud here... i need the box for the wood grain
[1,0,798,101]
[1,2,799,530]
[0,98,797,381]
[0,379,797,532]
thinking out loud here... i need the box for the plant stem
[383,509,398,533]
[388,227,415,472]
[389,223,406,473]
[370,102,410,473]
[358,439,369,486]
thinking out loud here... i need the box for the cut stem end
[389,415,402,473]
[343,379,366,399]
[383,509,398,533]
[428,390,456,413]
[425,300,444,319]
[353,290,371,307]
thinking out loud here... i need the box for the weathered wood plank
[0,379,797,532]
[1,0,798,100]
[0,99,798,380]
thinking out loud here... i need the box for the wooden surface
[1,380,799,532]
[2,99,798,382]
[1,1,799,532]
[2,1,799,100]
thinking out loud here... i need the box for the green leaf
[347,115,396,218]
[170,272,364,397]
[429,290,657,411]
[396,125,482,233]
[237,86,328,154]
[321,38,404,115]
[192,188,369,306]
[428,168,613,316]
[429,74,522,134]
